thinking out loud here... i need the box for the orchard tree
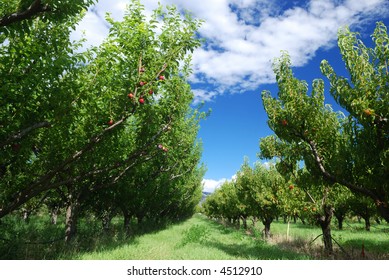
[235,161,285,238]
[260,22,389,223]
[0,0,204,244]
[202,180,244,227]
[347,194,377,231]
[0,0,205,243]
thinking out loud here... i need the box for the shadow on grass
[0,215,188,260]
[203,239,310,260]
[341,238,389,259]
[193,216,310,260]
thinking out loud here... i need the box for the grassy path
[76,214,310,260]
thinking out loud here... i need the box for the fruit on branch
[139,81,147,86]
[139,97,145,104]
[149,89,154,95]
[128,93,134,99]
[159,75,165,81]
[107,119,114,126]
[281,119,288,127]
[288,184,294,190]
[363,108,373,117]
[157,144,168,152]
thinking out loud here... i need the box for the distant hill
[200,192,212,203]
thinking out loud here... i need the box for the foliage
[260,22,389,222]
[0,0,205,242]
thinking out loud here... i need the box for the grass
[265,220,389,259]
[1,213,388,260]
[76,214,309,260]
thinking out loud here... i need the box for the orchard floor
[1,213,388,259]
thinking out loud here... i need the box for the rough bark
[316,205,334,255]
[262,218,273,239]
[64,196,80,243]
[0,0,51,27]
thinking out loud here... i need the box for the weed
[178,224,209,247]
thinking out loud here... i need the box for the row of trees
[0,0,205,242]
[202,159,380,253]
[203,22,388,255]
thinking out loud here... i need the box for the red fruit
[107,119,114,126]
[281,119,288,126]
[363,109,373,116]
[139,67,145,73]
[128,93,134,99]
[139,81,147,86]
[139,98,145,104]
[288,185,294,190]
[149,89,153,95]
[159,75,165,81]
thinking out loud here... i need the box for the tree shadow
[203,238,310,260]
[0,215,188,259]
[341,238,389,259]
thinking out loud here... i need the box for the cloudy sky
[72,0,389,193]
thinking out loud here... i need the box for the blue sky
[72,0,389,192]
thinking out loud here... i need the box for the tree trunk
[316,205,334,255]
[242,217,248,230]
[375,201,389,223]
[364,217,371,231]
[262,218,273,239]
[335,213,344,230]
[50,206,60,225]
[64,197,80,243]
[123,211,132,237]
[101,211,113,232]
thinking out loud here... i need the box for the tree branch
[1,121,51,148]
[306,139,380,202]
[0,0,51,27]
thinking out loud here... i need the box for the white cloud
[72,0,389,102]
[192,89,219,105]
[202,178,227,193]
[202,174,237,193]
